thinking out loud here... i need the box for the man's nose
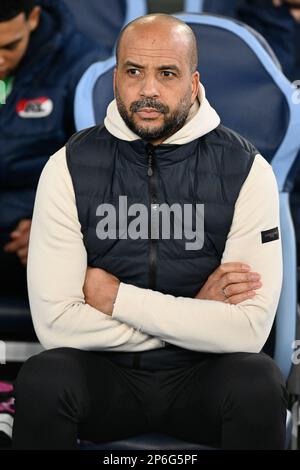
[0,56,5,66]
[140,75,159,98]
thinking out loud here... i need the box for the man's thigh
[158,352,287,447]
[14,347,163,448]
[76,350,156,444]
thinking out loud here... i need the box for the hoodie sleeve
[112,154,283,354]
[27,147,164,352]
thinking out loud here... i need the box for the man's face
[0,10,40,80]
[114,23,199,144]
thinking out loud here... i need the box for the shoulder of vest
[204,124,259,157]
[66,124,115,152]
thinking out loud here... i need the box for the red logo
[16,97,53,118]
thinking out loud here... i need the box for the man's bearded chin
[115,88,192,142]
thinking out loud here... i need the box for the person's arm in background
[4,219,31,265]
[273,0,300,22]
[110,154,282,354]
[3,34,106,266]
[27,147,164,352]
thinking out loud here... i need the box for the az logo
[16,97,53,118]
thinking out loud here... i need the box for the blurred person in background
[201,0,300,78]
[0,0,104,296]
[238,0,300,79]
[273,0,300,22]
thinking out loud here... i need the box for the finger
[290,8,300,21]
[273,0,282,6]
[4,240,22,252]
[18,238,30,249]
[210,262,251,281]
[16,219,32,232]
[17,247,28,259]
[221,271,261,286]
[8,225,30,242]
[9,221,31,239]
[224,291,256,304]
[223,281,262,297]
[5,232,30,251]
[19,255,28,266]
[10,235,29,250]
[9,231,22,239]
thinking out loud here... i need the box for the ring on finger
[222,287,229,298]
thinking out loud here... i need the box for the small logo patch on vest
[261,227,279,244]
[16,97,53,118]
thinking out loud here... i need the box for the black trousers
[12,347,288,450]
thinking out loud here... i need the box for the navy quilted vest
[67,124,256,296]
[66,124,256,369]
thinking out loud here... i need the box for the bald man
[12,15,287,450]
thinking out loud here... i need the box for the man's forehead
[120,24,190,49]
[119,44,188,67]
[123,46,182,59]
[117,19,196,70]
[0,31,23,48]
[0,14,26,39]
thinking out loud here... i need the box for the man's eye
[162,71,175,78]
[127,69,141,76]
[4,43,19,51]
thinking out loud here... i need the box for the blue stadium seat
[0,289,42,363]
[63,0,147,58]
[184,0,238,16]
[74,12,300,450]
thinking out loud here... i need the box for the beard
[115,87,193,142]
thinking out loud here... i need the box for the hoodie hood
[104,83,221,145]
[16,0,76,83]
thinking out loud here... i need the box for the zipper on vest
[148,153,153,177]
[146,144,158,291]
[130,144,158,371]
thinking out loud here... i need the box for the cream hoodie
[104,83,220,145]
[27,84,282,353]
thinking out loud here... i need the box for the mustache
[130,99,169,114]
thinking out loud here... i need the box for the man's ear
[113,67,117,96]
[28,6,42,33]
[191,71,200,103]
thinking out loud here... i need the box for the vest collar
[118,138,199,168]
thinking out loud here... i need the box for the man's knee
[222,353,288,413]
[14,347,88,405]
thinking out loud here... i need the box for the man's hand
[195,262,262,304]
[273,0,300,21]
[83,267,120,315]
[4,219,32,265]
